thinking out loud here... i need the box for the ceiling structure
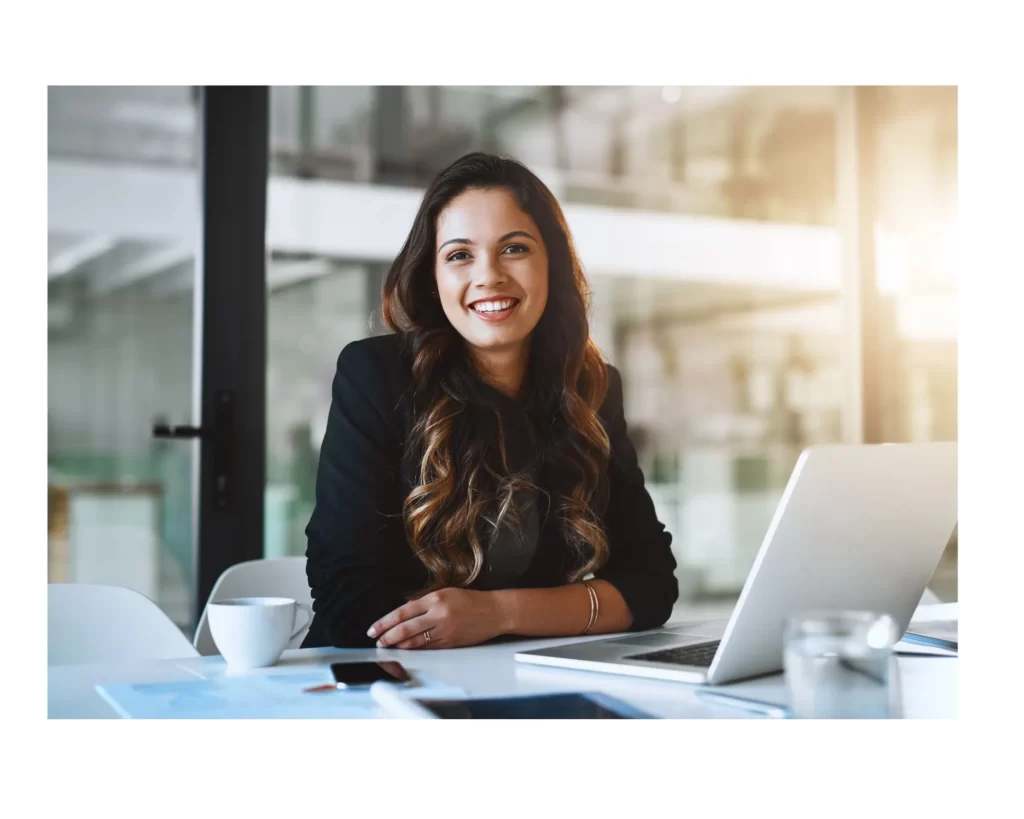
[47,86,956,337]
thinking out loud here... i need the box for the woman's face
[434,187,549,359]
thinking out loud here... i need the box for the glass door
[48,86,201,632]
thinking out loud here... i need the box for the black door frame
[193,86,269,625]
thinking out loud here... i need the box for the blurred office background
[47,86,957,634]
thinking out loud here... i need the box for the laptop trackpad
[605,632,709,650]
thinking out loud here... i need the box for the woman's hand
[367,588,507,649]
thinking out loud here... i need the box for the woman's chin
[463,330,531,353]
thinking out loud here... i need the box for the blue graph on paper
[96,670,465,719]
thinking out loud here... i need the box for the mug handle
[291,602,314,641]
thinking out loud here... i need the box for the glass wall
[46,86,956,628]
[873,86,958,598]
[263,85,962,613]
[47,86,200,631]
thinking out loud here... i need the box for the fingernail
[376,640,383,648]
[367,627,376,638]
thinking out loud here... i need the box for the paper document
[97,668,466,719]
[899,617,958,655]
[895,639,957,657]
[906,619,957,643]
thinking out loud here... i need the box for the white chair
[193,557,313,656]
[48,583,198,666]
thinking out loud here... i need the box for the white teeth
[471,299,516,314]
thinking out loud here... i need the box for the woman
[303,152,677,650]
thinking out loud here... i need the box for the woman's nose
[472,253,507,287]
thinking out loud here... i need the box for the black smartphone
[330,661,413,689]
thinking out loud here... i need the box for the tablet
[416,692,652,719]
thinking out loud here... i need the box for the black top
[302,334,678,648]
[465,386,541,591]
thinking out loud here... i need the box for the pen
[369,681,439,719]
[695,690,790,718]
[303,682,345,693]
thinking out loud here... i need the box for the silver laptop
[516,443,957,685]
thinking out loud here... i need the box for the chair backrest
[48,583,198,666]
[194,557,313,656]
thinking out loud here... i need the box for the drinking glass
[784,610,900,719]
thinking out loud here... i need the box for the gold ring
[423,629,432,645]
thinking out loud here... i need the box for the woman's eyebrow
[438,237,471,252]
[438,230,537,253]
[499,230,538,244]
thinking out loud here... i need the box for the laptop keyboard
[625,640,721,668]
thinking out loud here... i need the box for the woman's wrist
[489,589,518,635]
[484,581,631,638]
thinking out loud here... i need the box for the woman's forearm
[491,579,633,637]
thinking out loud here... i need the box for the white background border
[10,1,1021,815]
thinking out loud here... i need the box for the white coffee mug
[208,597,313,669]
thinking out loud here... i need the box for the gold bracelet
[589,582,600,632]
[581,581,599,634]
[580,582,594,634]
[586,582,599,633]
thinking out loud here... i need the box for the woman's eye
[503,244,528,255]
[447,250,471,262]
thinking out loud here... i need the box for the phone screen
[417,692,650,719]
[330,661,412,688]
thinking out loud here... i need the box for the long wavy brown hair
[382,152,610,593]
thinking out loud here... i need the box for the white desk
[49,605,957,719]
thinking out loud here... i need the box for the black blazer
[302,334,678,648]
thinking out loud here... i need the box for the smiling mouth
[468,298,521,319]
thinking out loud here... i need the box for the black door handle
[153,424,205,439]
[152,390,235,509]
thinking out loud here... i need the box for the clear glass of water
[784,611,900,719]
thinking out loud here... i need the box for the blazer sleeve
[593,366,679,630]
[304,341,409,647]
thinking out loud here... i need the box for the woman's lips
[468,299,521,323]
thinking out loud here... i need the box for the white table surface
[48,604,958,719]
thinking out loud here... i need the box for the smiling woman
[434,190,550,396]
[302,152,678,650]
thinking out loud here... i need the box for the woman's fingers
[376,613,434,648]
[368,599,426,640]
[393,627,441,650]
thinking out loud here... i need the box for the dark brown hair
[383,152,609,592]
